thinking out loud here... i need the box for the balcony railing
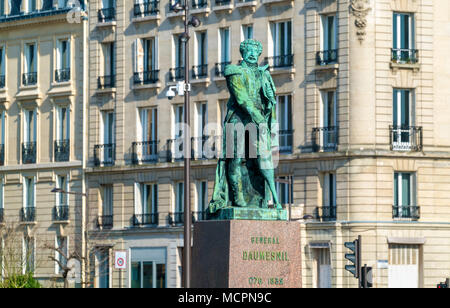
[192,0,208,8]
[265,55,294,69]
[192,64,208,79]
[167,138,184,162]
[316,206,336,222]
[22,142,36,164]
[53,205,69,221]
[98,7,116,23]
[133,213,158,226]
[0,75,5,88]
[312,126,338,152]
[191,135,220,160]
[133,70,160,85]
[134,1,159,17]
[132,140,159,164]
[169,212,185,225]
[316,49,338,66]
[0,144,4,166]
[215,0,231,5]
[169,67,185,82]
[279,130,293,154]
[215,62,230,77]
[97,215,113,229]
[54,139,70,162]
[0,208,3,223]
[94,143,116,166]
[98,75,115,89]
[21,207,36,222]
[55,68,70,83]
[391,48,419,65]
[192,211,208,222]
[389,126,423,152]
[393,205,420,220]
[22,72,37,86]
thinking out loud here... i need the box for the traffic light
[344,237,361,278]
[361,264,373,288]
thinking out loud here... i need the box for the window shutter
[134,183,142,216]
[134,39,144,73]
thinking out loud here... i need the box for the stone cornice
[0,9,87,30]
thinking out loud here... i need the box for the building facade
[0,1,87,287]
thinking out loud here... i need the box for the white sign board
[114,251,127,269]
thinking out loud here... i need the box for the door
[388,244,420,288]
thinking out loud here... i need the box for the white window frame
[134,183,158,217]
[218,27,230,63]
[270,20,292,58]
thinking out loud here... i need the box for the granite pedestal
[192,220,302,288]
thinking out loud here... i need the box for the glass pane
[142,261,153,288]
[156,263,166,288]
[131,262,141,288]
[401,173,411,206]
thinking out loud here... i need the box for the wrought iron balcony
[134,1,159,17]
[53,205,69,221]
[312,126,338,152]
[132,140,159,164]
[133,70,160,85]
[94,143,116,166]
[393,205,420,220]
[391,48,419,65]
[0,208,3,223]
[98,75,115,89]
[98,7,116,23]
[279,130,293,154]
[167,138,185,162]
[22,72,37,86]
[21,207,36,222]
[191,135,220,160]
[133,213,158,226]
[192,211,208,222]
[0,144,4,166]
[97,215,113,229]
[389,125,423,152]
[192,0,208,8]
[169,212,185,225]
[215,0,231,5]
[316,49,338,66]
[169,67,185,82]
[54,139,70,162]
[316,206,336,222]
[55,68,70,83]
[265,55,294,69]
[192,64,208,79]
[215,62,230,77]
[22,142,36,164]
[0,75,5,88]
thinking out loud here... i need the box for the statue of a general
[208,39,282,217]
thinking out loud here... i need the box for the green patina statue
[208,39,287,221]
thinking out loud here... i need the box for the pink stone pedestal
[192,220,302,288]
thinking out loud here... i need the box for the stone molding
[349,0,371,43]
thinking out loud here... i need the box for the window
[174,34,185,69]
[23,236,35,274]
[276,95,293,154]
[0,111,5,165]
[392,89,416,151]
[42,0,53,10]
[134,183,158,225]
[320,91,337,149]
[270,21,292,67]
[0,0,4,16]
[0,46,5,88]
[196,181,208,218]
[219,27,230,64]
[173,105,184,139]
[99,111,115,164]
[99,43,115,88]
[23,43,37,85]
[276,176,293,205]
[194,31,207,78]
[55,106,70,161]
[393,13,416,64]
[55,236,68,274]
[219,100,227,130]
[96,248,110,288]
[56,39,70,82]
[10,0,21,15]
[242,24,253,41]
[393,172,418,219]
[102,185,113,218]
[320,14,337,52]
[130,247,166,288]
[26,0,36,13]
[0,177,4,211]
[136,108,158,162]
[196,102,207,138]
[175,182,184,214]
[23,109,37,144]
[321,173,336,220]
[56,175,68,206]
[24,176,35,209]
[134,38,158,84]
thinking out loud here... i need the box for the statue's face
[242,45,260,65]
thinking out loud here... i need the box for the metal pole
[358,235,362,288]
[183,1,191,289]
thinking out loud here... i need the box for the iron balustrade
[393,205,420,220]
[133,213,158,226]
[0,144,4,166]
[391,48,419,64]
[316,49,338,65]
[0,208,3,223]
[22,72,37,86]
[22,142,36,164]
[317,206,336,221]
[192,64,208,79]
[265,55,294,69]
[53,205,69,221]
[192,0,208,8]
[97,75,115,89]
[98,7,116,23]
[55,68,70,83]
[134,1,159,16]
[94,143,116,166]
[21,207,36,222]
[215,0,231,5]
[133,70,160,85]
[169,67,185,82]
[389,125,423,152]
[312,126,338,152]
[169,212,185,225]
[0,75,5,88]
[191,135,220,160]
[132,140,159,164]
[192,211,208,222]
[278,130,293,154]
[54,139,70,162]
[215,62,230,77]
[97,215,113,228]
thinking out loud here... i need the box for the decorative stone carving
[349,0,371,43]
